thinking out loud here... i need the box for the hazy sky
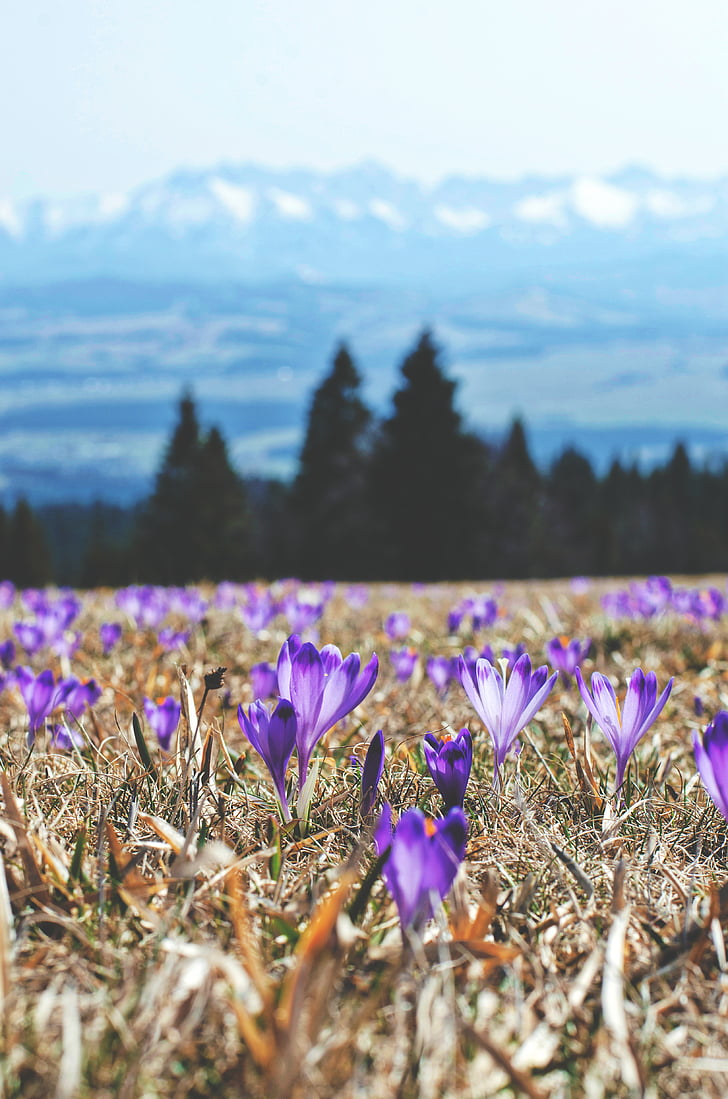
[4,0,728,201]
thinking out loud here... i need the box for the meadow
[0,574,727,1098]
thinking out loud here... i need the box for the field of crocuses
[1,574,728,1097]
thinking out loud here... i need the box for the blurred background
[1,0,727,582]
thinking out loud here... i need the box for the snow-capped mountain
[2,161,728,285]
[2,160,728,504]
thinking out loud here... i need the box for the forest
[1,329,726,586]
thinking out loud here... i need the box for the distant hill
[0,161,727,503]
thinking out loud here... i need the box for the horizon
[7,155,728,207]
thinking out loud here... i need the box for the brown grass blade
[602,862,643,1092]
[0,852,14,1015]
[562,711,603,808]
[227,865,273,1011]
[0,771,53,910]
[275,868,358,1032]
[463,1023,549,1099]
[138,812,186,855]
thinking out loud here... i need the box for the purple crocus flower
[693,711,728,822]
[469,596,498,631]
[282,590,325,636]
[99,622,123,655]
[426,655,453,696]
[237,699,298,821]
[0,581,15,609]
[0,670,15,694]
[157,627,190,652]
[458,652,557,784]
[15,666,57,745]
[167,587,208,623]
[384,612,410,641]
[374,804,468,933]
[423,729,473,810]
[461,645,497,680]
[239,588,277,634]
[13,622,46,656]
[501,642,527,665]
[689,587,724,621]
[142,696,181,752]
[57,676,102,721]
[52,630,81,660]
[575,667,673,791]
[360,729,385,816]
[0,640,15,669]
[50,724,85,751]
[116,585,168,630]
[389,646,418,683]
[215,581,242,611]
[250,661,277,700]
[546,636,592,686]
[345,585,369,609]
[447,607,465,633]
[276,634,378,788]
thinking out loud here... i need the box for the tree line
[1,329,727,585]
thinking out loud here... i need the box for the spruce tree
[291,343,372,578]
[135,391,252,583]
[135,390,202,581]
[7,499,52,587]
[193,426,253,580]
[489,419,542,578]
[542,447,599,576]
[0,505,7,579]
[369,329,489,580]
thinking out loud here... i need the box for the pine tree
[0,505,7,579]
[7,499,52,587]
[291,343,373,578]
[193,426,253,580]
[489,419,542,578]
[135,391,253,583]
[542,447,599,576]
[369,329,489,580]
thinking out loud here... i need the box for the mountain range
[3,160,728,285]
[0,160,727,503]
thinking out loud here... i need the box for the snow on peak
[138,186,214,228]
[0,200,22,238]
[332,198,361,221]
[569,176,638,229]
[368,198,406,230]
[209,178,255,223]
[645,188,714,219]
[268,188,313,221]
[434,205,490,233]
[98,192,130,220]
[513,193,566,228]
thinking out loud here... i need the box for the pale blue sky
[3,0,728,201]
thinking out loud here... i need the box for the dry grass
[1,577,728,1097]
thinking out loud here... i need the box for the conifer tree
[291,343,373,578]
[0,505,7,578]
[489,418,542,578]
[135,391,252,582]
[193,426,253,580]
[7,499,52,587]
[597,459,647,575]
[369,329,489,580]
[542,447,599,576]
